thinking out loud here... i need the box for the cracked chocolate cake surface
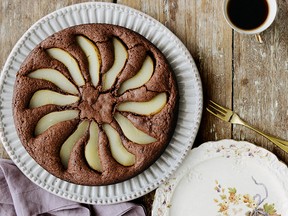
[12,24,178,186]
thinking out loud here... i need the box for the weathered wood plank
[184,1,233,145]
[233,0,288,164]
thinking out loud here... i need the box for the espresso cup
[223,0,277,34]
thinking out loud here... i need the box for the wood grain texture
[233,0,288,164]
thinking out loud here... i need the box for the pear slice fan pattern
[27,36,167,171]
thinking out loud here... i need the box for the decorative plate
[152,139,288,216]
[0,2,203,204]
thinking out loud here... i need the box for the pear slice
[102,124,135,166]
[117,93,167,116]
[76,36,101,87]
[47,48,85,86]
[102,38,128,90]
[29,90,79,108]
[118,56,154,94]
[114,112,156,144]
[60,120,89,169]
[35,110,79,136]
[28,69,78,95]
[85,121,102,172]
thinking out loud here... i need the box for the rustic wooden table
[1,0,288,215]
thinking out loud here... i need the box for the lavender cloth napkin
[0,159,146,216]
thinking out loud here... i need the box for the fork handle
[241,122,288,152]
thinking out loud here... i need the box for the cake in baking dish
[12,24,178,185]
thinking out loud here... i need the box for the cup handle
[255,34,263,43]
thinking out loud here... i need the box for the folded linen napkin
[0,159,146,216]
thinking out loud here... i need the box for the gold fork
[206,100,288,152]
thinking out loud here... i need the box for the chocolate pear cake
[12,24,178,185]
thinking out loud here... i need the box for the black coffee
[227,0,269,30]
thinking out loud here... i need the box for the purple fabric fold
[0,159,146,216]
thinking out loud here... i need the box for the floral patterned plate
[152,140,288,216]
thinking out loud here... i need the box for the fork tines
[206,100,232,122]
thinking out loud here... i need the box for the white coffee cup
[223,0,277,34]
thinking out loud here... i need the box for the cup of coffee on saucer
[223,0,277,43]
